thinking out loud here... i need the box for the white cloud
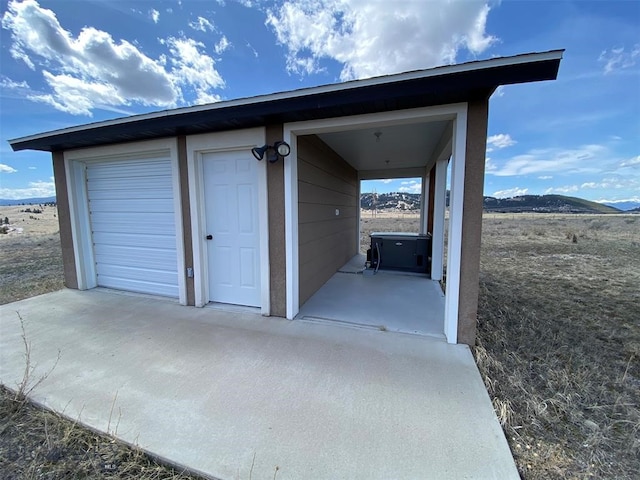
[492,187,528,198]
[581,177,640,190]
[488,144,607,177]
[1,0,177,114]
[28,166,37,170]
[167,37,225,105]
[544,185,578,195]
[485,157,496,172]
[289,57,324,76]
[0,75,29,90]
[246,42,258,58]
[0,164,18,173]
[0,177,55,199]
[599,44,640,74]
[29,71,126,115]
[189,16,215,32]
[595,196,640,204]
[620,155,640,168]
[398,180,421,194]
[266,0,496,80]
[1,0,227,115]
[214,36,231,55]
[150,9,159,24]
[486,133,516,152]
[378,179,393,184]
[538,176,553,180]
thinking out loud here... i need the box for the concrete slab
[297,262,445,337]
[0,289,518,480]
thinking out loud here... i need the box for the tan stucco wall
[266,125,287,317]
[457,99,489,345]
[52,152,78,289]
[177,136,195,306]
[297,135,358,305]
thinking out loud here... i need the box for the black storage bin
[370,232,431,274]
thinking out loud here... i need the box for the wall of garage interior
[297,135,358,305]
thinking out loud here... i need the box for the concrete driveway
[0,289,518,479]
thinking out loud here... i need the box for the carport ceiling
[317,121,450,172]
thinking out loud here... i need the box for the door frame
[283,104,468,344]
[63,138,186,304]
[186,128,270,314]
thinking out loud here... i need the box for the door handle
[206,234,213,240]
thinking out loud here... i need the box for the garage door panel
[87,186,174,200]
[90,212,177,232]
[97,264,177,284]
[98,276,178,297]
[92,232,176,249]
[86,157,179,298]
[89,198,174,214]
[95,246,178,269]
[87,163,172,180]
[88,177,172,191]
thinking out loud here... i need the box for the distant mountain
[483,195,620,214]
[361,192,421,211]
[361,193,621,214]
[601,200,640,211]
[0,193,624,214]
[0,196,56,206]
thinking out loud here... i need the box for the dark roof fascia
[9,50,564,153]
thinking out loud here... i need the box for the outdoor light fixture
[251,141,291,163]
[274,141,291,157]
[251,144,270,161]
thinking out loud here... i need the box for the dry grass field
[362,211,640,479]
[1,208,638,478]
[0,205,64,305]
[476,213,639,479]
[359,210,423,255]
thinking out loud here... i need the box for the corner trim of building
[456,98,489,345]
[52,152,78,289]
[443,103,469,344]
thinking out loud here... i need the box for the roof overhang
[9,50,564,153]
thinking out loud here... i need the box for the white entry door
[203,151,261,307]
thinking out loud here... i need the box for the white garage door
[86,156,179,297]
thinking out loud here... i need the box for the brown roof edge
[9,49,564,153]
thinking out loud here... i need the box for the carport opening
[359,179,424,255]
[295,126,450,338]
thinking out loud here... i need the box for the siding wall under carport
[297,135,358,305]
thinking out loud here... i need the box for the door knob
[206,234,213,240]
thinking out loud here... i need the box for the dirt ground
[0,205,64,305]
[1,209,638,478]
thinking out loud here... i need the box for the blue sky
[0,0,638,205]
